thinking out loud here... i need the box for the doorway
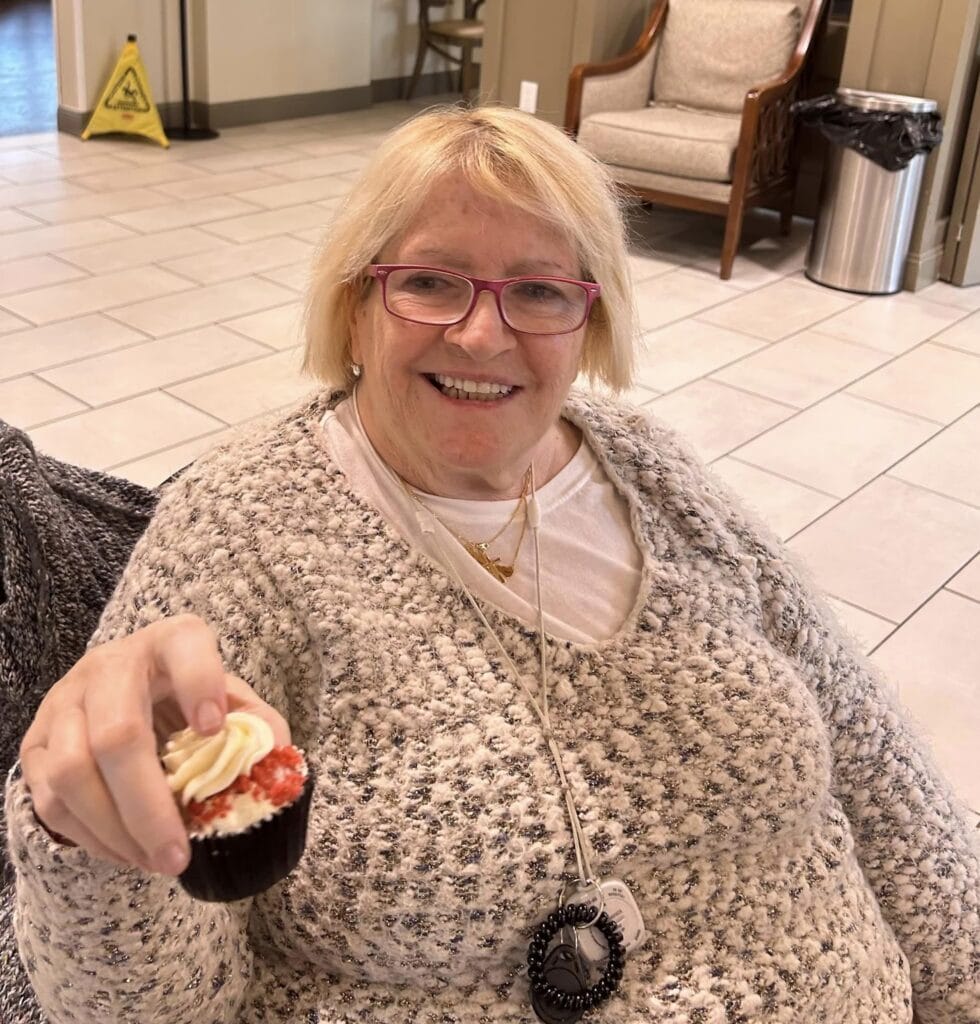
[0,0,56,137]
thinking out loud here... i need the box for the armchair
[566,0,828,279]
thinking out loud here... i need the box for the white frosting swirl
[162,711,275,805]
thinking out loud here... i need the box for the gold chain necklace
[399,466,532,584]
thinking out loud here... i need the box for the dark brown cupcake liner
[178,772,314,902]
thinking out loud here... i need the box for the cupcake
[161,710,313,902]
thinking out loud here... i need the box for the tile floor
[1,100,978,828]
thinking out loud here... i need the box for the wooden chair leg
[405,32,428,100]
[720,200,746,280]
[461,45,472,97]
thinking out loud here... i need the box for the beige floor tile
[289,226,326,246]
[0,148,52,168]
[1,153,136,184]
[633,269,742,331]
[690,223,810,290]
[824,597,896,655]
[26,391,224,471]
[167,348,317,423]
[628,251,676,282]
[634,319,767,393]
[0,218,135,262]
[700,277,857,341]
[201,203,328,243]
[711,329,892,408]
[222,302,304,349]
[39,325,270,406]
[259,262,310,292]
[269,152,371,180]
[733,392,938,497]
[21,187,173,224]
[947,556,980,601]
[931,310,980,357]
[0,314,146,379]
[709,457,838,541]
[0,255,86,296]
[233,175,351,209]
[846,343,980,424]
[0,133,58,150]
[184,147,313,175]
[0,375,87,427]
[0,179,91,209]
[1,266,193,325]
[645,379,793,461]
[109,195,259,233]
[110,276,296,336]
[888,408,980,508]
[92,139,246,167]
[916,280,980,312]
[0,305,33,333]
[870,590,980,811]
[788,476,980,621]
[113,426,245,486]
[0,208,43,232]
[161,236,313,285]
[814,293,967,355]
[154,168,287,201]
[287,135,380,158]
[58,226,227,275]
[69,161,210,192]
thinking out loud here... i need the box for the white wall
[53,0,469,115]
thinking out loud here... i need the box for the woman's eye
[516,281,562,302]
[404,275,445,292]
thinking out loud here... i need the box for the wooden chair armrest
[565,0,667,133]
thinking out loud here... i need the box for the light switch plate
[518,80,538,114]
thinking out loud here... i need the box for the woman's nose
[443,290,516,360]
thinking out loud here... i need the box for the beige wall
[52,0,462,117]
[841,0,980,289]
[481,0,654,125]
[204,0,372,104]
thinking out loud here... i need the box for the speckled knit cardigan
[5,390,979,1024]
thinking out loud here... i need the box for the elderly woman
[6,106,979,1024]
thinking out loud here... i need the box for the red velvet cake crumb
[186,746,306,831]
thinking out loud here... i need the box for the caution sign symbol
[81,36,169,148]
[105,67,151,114]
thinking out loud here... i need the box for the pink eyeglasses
[366,264,601,336]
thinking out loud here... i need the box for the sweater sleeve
[4,464,295,1024]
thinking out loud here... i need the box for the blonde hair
[302,104,636,392]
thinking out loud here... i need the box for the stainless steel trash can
[806,89,938,294]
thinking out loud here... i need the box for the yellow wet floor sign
[82,35,169,148]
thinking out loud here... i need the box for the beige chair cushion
[578,104,742,182]
[654,0,802,114]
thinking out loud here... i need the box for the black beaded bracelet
[527,902,626,1015]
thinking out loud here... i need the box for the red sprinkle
[187,746,306,830]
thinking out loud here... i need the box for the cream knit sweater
[6,390,979,1024]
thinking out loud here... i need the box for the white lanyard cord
[402,466,599,888]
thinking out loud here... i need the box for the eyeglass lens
[382,268,588,333]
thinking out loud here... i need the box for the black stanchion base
[167,126,220,141]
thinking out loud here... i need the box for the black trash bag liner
[792,94,943,171]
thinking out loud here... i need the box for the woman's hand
[18,614,291,877]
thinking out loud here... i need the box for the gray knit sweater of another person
[5,391,979,1023]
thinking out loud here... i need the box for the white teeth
[431,373,514,399]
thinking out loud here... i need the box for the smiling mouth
[425,373,517,402]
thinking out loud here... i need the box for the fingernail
[154,841,189,876]
[195,700,223,733]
